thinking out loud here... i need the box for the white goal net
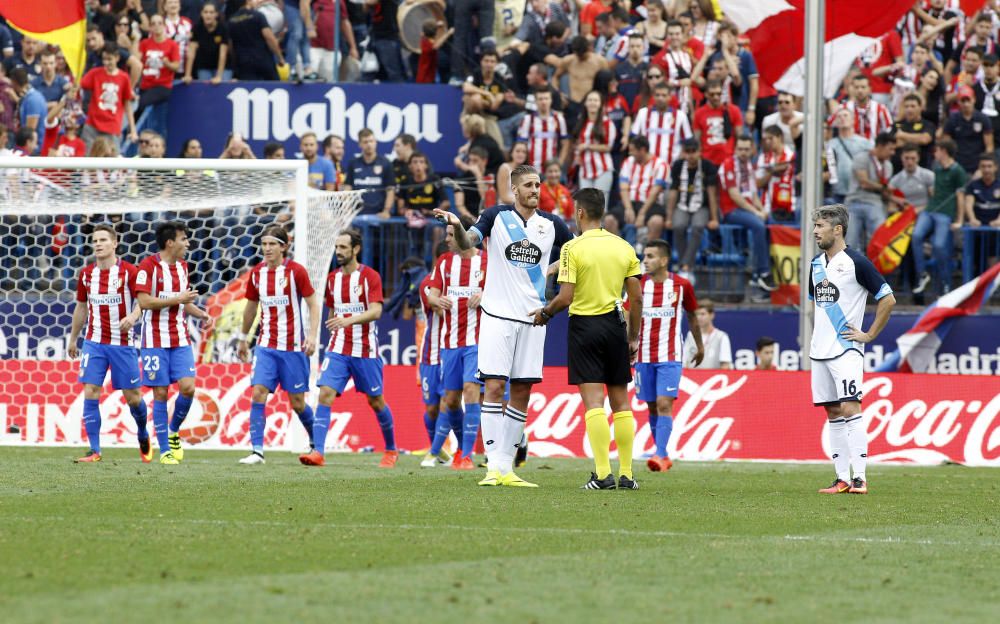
[0,156,362,451]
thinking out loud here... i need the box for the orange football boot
[378,450,399,468]
[299,450,325,466]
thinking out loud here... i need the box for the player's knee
[122,388,142,406]
[152,386,169,402]
[252,385,271,404]
[426,404,439,418]
[289,394,307,412]
[824,404,842,420]
[368,395,385,411]
[177,379,196,397]
[443,392,462,410]
[83,384,102,400]
[318,386,336,405]
[462,383,480,405]
[656,396,674,416]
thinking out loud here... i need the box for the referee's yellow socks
[613,411,635,479]
[585,408,612,479]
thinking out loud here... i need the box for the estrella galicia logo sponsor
[505,238,542,268]
[814,278,840,308]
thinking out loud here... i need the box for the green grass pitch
[1,447,998,623]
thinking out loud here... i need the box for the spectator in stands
[391,133,417,188]
[632,81,692,169]
[575,90,617,205]
[945,46,983,110]
[693,79,743,166]
[85,24,142,86]
[501,19,567,97]
[462,50,510,149]
[685,298,733,370]
[913,137,968,294]
[755,336,777,370]
[594,69,633,152]
[918,67,946,126]
[367,0,406,83]
[323,134,346,189]
[453,145,492,220]
[889,144,935,211]
[719,135,777,296]
[973,54,1000,150]
[579,0,613,40]
[523,63,565,113]
[943,85,994,173]
[162,0,193,70]
[0,21,14,60]
[842,74,894,142]
[416,18,452,84]
[263,141,285,159]
[845,131,895,251]
[492,142,527,205]
[539,158,573,225]
[301,132,336,191]
[597,5,634,69]
[13,125,38,157]
[183,1,231,84]
[3,36,40,78]
[229,0,285,81]
[10,69,45,154]
[652,20,695,113]
[0,65,16,134]
[615,33,648,110]
[399,151,449,230]
[828,107,872,204]
[756,125,796,223]
[219,132,255,159]
[667,138,718,282]
[137,14,181,139]
[450,0,494,85]
[80,43,138,151]
[516,88,570,171]
[455,113,504,177]
[344,127,395,218]
[178,138,203,158]
[511,0,569,52]
[617,134,668,242]
[716,22,759,125]
[283,0,316,81]
[46,104,87,158]
[631,65,663,115]
[494,0,526,54]
[855,30,904,108]
[112,4,144,57]
[959,153,1000,270]
[309,0,359,83]
[552,35,608,129]
[761,92,802,150]
[32,50,69,105]
[894,93,937,169]
[635,0,668,58]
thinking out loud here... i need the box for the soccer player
[811,204,895,495]
[67,224,149,463]
[634,240,703,472]
[418,242,452,467]
[299,230,398,468]
[425,223,488,470]
[135,222,213,465]
[237,225,321,465]
[434,164,572,487]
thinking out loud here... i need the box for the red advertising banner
[1,362,998,466]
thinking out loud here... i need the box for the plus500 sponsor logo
[227,86,444,143]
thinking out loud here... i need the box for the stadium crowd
[1,0,1000,301]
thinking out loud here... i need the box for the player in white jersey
[810,204,895,495]
[435,165,572,487]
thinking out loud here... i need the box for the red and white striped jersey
[718,155,758,216]
[637,273,698,364]
[430,251,487,349]
[755,145,797,214]
[325,264,384,358]
[659,49,694,109]
[619,155,668,202]
[831,101,893,142]
[245,260,315,352]
[578,118,617,179]
[76,260,139,346]
[164,14,193,67]
[516,111,568,170]
[136,254,191,349]
[631,106,692,165]
[418,272,443,366]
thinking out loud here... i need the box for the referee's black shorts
[567,311,632,386]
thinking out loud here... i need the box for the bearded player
[136,222,213,465]
[68,224,150,463]
[434,164,572,487]
[811,204,894,495]
[299,229,399,468]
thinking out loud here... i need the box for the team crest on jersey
[974,122,984,133]
[109,277,120,290]
[147,371,156,381]
[474,270,484,282]
[814,278,840,307]
[994,188,1000,198]
[277,276,287,289]
[374,165,383,175]
[424,184,433,194]
[666,290,677,303]
[353,283,363,295]
[505,238,543,268]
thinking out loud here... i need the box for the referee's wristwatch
[540,310,552,321]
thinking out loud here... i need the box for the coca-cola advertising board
[1,362,998,466]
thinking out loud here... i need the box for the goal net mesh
[0,158,363,452]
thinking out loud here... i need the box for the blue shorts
[251,347,310,394]
[634,362,683,402]
[79,340,142,390]
[440,346,480,391]
[319,351,384,397]
[140,346,196,387]
[420,363,442,406]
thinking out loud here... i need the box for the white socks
[480,402,504,471]
[845,414,867,481]
[828,418,850,482]
[496,404,527,475]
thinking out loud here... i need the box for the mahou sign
[1,363,998,466]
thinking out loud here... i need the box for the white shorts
[811,349,864,406]
[477,312,546,383]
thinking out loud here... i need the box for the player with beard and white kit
[434,165,572,487]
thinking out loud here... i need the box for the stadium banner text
[2,363,998,466]
[166,82,464,172]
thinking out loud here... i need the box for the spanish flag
[0,0,86,78]
[768,224,800,306]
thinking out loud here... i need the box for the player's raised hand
[433,209,459,226]
[840,324,871,343]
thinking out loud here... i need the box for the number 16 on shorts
[811,350,863,405]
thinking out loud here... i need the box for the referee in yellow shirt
[530,188,643,490]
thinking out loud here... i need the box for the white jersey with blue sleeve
[809,247,893,360]
[469,205,573,323]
